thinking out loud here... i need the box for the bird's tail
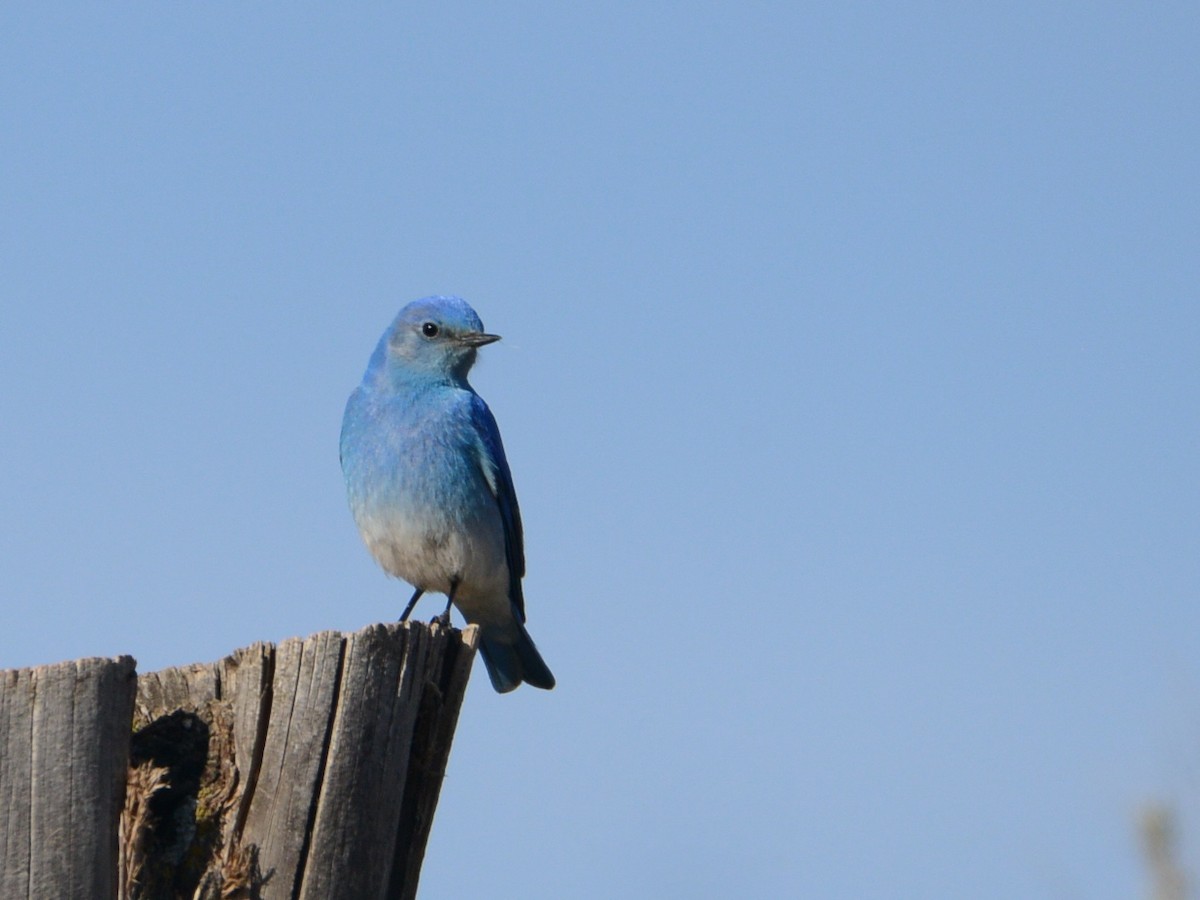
[479,621,555,693]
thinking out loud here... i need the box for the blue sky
[2,4,1198,897]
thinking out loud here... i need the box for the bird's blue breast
[343,385,489,521]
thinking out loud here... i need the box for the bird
[340,296,555,693]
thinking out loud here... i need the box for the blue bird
[340,296,555,693]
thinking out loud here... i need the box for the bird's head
[368,296,500,385]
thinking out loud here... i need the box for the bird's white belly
[356,508,511,625]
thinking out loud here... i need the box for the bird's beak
[458,332,501,347]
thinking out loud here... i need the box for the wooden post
[1,656,138,900]
[0,621,478,900]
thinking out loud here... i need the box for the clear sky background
[2,4,1198,898]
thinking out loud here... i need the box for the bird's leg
[399,587,424,622]
[434,579,458,628]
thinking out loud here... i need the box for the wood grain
[129,621,477,899]
[0,656,137,900]
[1,622,476,900]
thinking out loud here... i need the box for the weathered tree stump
[0,621,478,900]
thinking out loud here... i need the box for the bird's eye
[421,322,439,338]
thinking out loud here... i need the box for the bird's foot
[432,581,457,630]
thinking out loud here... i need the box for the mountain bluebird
[340,296,555,693]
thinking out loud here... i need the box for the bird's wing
[469,393,527,620]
